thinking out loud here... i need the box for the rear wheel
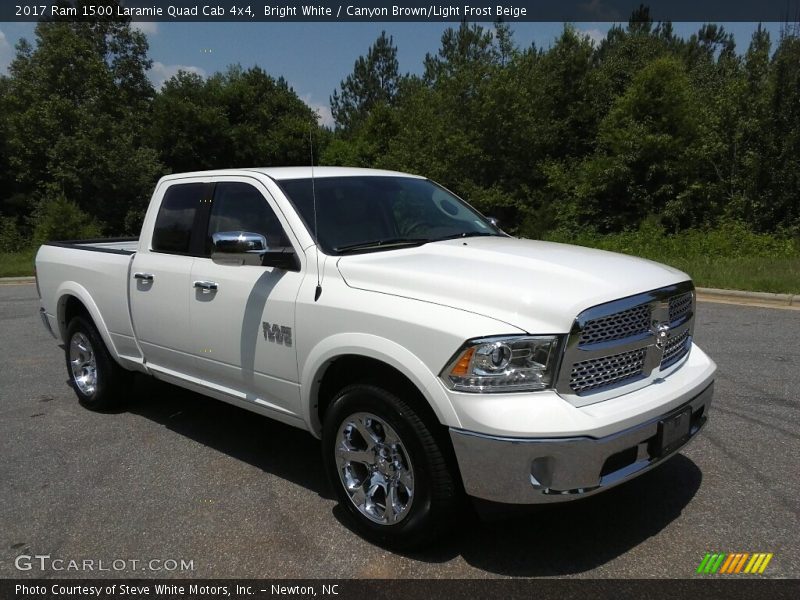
[322,383,460,549]
[64,316,130,411]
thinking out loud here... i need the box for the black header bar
[3,579,800,600]
[2,0,800,22]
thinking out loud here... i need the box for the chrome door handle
[193,280,218,292]
[134,272,154,282]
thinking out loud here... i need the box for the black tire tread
[64,316,130,411]
[322,383,460,549]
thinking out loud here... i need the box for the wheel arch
[301,334,462,438]
[55,283,120,361]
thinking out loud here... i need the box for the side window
[206,182,290,254]
[152,183,206,254]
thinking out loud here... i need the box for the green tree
[592,15,676,114]
[4,1,163,234]
[679,24,741,226]
[0,76,15,219]
[509,26,600,235]
[148,71,229,174]
[725,26,773,228]
[322,102,399,167]
[761,31,800,231]
[423,22,499,84]
[151,66,319,173]
[330,31,401,134]
[386,23,505,214]
[0,217,24,253]
[32,193,103,245]
[553,57,701,231]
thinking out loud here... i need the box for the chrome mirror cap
[212,231,267,253]
[211,231,268,266]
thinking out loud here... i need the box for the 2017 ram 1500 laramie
[36,167,716,548]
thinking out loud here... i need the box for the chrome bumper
[449,383,713,504]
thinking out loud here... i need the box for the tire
[322,383,460,549]
[64,316,130,411]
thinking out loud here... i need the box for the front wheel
[322,384,460,549]
[64,316,130,411]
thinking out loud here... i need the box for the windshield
[277,176,503,254]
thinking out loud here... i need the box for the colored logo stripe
[697,552,773,574]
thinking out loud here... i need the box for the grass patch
[660,256,800,294]
[543,222,800,294]
[0,249,36,278]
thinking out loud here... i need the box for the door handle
[193,280,218,293]
[134,272,154,282]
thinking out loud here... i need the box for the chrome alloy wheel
[335,412,415,525]
[69,332,97,396]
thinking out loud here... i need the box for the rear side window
[206,182,290,254]
[152,183,206,254]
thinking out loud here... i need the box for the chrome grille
[569,348,647,394]
[578,304,651,346]
[669,292,693,323]
[661,329,691,368]
[557,282,695,404]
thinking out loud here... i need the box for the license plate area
[652,407,693,457]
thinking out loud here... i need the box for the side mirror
[211,231,268,266]
[211,231,299,271]
[261,247,300,271]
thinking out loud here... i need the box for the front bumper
[449,382,713,504]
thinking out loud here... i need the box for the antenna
[309,121,322,301]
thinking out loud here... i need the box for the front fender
[300,332,462,437]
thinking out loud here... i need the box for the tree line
[325,14,800,239]
[1,3,798,253]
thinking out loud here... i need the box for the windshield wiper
[334,238,431,253]
[432,231,499,242]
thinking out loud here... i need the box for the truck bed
[36,238,142,364]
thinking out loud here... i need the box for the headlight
[440,335,562,393]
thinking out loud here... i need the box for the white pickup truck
[36,167,716,548]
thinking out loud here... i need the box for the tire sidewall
[65,316,115,410]
[322,384,441,548]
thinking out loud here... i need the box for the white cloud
[579,28,607,46]
[301,94,334,128]
[148,61,206,88]
[131,21,159,36]
[0,29,12,73]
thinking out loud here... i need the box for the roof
[250,166,425,180]
[160,166,426,182]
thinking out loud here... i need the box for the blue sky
[0,21,786,126]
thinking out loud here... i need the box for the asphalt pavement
[0,283,798,578]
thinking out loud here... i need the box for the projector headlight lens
[441,335,561,393]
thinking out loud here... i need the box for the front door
[188,178,304,418]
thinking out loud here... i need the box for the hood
[336,237,689,333]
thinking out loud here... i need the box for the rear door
[129,181,212,376]
[188,177,305,418]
